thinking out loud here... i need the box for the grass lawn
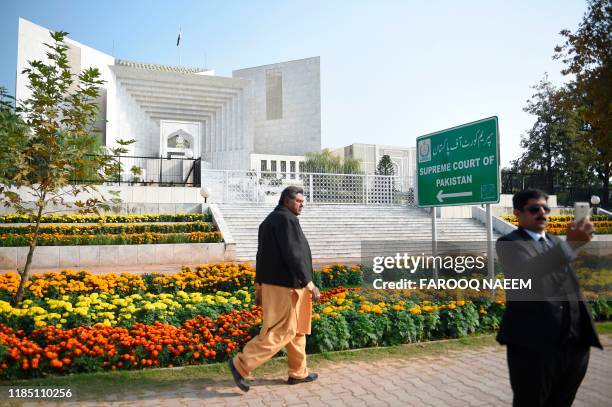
[1,323,610,404]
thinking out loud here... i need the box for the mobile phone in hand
[574,202,590,223]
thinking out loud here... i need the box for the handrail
[596,207,612,218]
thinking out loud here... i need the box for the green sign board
[416,116,500,207]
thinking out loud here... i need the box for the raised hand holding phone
[566,202,594,248]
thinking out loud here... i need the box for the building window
[266,69,282,120]
[299,161,304,173]
[290,161,296,179]
[281,161,286,172]
[271,160,277,172]
[261,160,267,171]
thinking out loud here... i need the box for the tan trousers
[233,283,312,379]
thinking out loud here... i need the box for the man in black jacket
[229,186,321,392]
[496,189,602,407]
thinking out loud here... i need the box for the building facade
[331,143,416,179]
[16,18,321,177]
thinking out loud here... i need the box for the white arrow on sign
[436,190,473,203]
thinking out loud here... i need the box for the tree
[0,31,128,305]
[511,75,597,191]
[375,155,395,176]
[372,154,397,203]
[554,0,612,205]
[302,149,363,203]
[303,149,362,174]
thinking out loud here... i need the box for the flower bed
[0,231,222,247]
[0,222,217,235]
[0,310,262,378]
[0,263,352,300]
[0,213,210,224]
[501,215,612,235]
[0,213,223,247]
[0,262,608,379]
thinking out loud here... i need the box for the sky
[0,0,588,167]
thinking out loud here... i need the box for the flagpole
[177,27,182,66]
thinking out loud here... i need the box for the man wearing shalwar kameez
[229,186,320,392]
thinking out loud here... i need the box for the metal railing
[71,155,201,187]
[202,170,416,205]
[501,171,610,207]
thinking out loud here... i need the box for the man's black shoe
[228,359,249,392]
[287,372,318,385]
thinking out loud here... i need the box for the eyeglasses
[524,204,551,214]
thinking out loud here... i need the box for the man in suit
[229,186,321,392]
[496,189,602,407]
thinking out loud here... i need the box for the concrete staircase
[217,204,503,264]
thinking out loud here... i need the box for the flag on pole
[176,29,182,46]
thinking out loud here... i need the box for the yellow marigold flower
[322,306,333,314]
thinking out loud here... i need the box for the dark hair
[279,186,304,205]
[512,189,549,210]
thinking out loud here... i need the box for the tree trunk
[12,203,44,306]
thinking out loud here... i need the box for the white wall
[16,18,115,143]
[0,186,206,215]
[233,57,321,156]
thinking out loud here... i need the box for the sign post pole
[431,206,438,278]
[486,203,494,278]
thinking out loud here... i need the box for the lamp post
[590,195,600,215]
[200,187,211,204]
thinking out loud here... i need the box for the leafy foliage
[511,0,611,204]
[303,148,362,174]
[0,30,133,304]
[555,0,610,203]
[376,155,395,176]
[511,75,598,190]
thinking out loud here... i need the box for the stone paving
[12,335,610,407]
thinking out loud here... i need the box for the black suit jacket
[496,227,602,349]
[255,205,313,288]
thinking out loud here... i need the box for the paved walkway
[13,335,610,407]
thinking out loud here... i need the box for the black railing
[501,171,610,207]
[71,155,201,187]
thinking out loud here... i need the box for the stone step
[216,203,502,262]
[234,242,496,250]
[224,221,485,227]
[229,228,489,234]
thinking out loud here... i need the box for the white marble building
[15,18,321,174]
